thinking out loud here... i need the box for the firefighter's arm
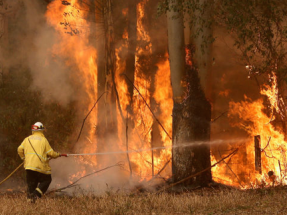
[17,141,25,160]
[45,139,60,158]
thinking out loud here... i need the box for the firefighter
[17,122,67,202]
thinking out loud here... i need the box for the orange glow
[153,55,173,176]
[114,0,173,180]
[212,73,287,188]
[261,72,285,119]
[69,170,87,184]
[219,89,230,97]
[43,0,287,189]
[46,1,98,164]
[128,0,154,179]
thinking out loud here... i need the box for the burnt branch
[46,162,124,194]
[76,91,107,142]
[263,151,277,159]
[211,111,228,122]
[126,113,132,178]
[217,148,244,188]
[112,72,125,123]
[261,136,271,152]
[121,74,172,140]
[156,159,171,176]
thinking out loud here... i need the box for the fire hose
[0,138,247,186]
[0,148,163,186]
[0,145,177,186]
[0,162,24,186]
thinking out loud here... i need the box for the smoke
[50,156,131,195]
[0,0,75,105]
[1,0,265,191]
[49,137,248,194]
[25,1,76,105]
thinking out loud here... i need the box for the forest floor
[1,185,287,214]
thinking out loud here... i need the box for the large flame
[45,0,287,189]
[46,1,98,165]
[212,72,287,188]
[46,0,173,182]
[114,0,173,180]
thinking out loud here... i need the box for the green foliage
[158,0,287,81]
[216,0,287,77]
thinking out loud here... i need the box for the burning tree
[165,0,213,186]
[44,0,174,182]
[213,0,287,186]
[195,0,287,187]
[6,0,287,190]
[163,0,287,187]
[46,0,213,186]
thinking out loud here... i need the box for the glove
[60,154,68,157]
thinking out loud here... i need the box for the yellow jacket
[17,131,60,174]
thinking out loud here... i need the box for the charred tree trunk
[125,0,137,113]
[103,0,117,135]
[167,0,212,187]
[172,47,212,186]
[96,0,118,163]
[96,1,107,152]
[254,135,262,174]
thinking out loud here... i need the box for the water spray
[67,138,248,157]
[0,138,248,187]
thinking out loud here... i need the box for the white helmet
[31,122,45,131]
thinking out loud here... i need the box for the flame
[46,0,287,188]
[68,170,87,184]
[114,0,172,180]
[261,72,285,119]
[152,55,173,176]
[128,0,153,179]
[46,1,98,163]
[212,72,287,188]
[219,89,230,97]
[46,0,287,189]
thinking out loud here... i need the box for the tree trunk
[191,0,213,101]
[167,0,212,187]
[96,0,118,165]
[96,1,107,152]
[167,0,185,104]
[172,48,212,186]
[125,0,137,113]
[103,0,117,134]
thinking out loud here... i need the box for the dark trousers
[26,170,52,199]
